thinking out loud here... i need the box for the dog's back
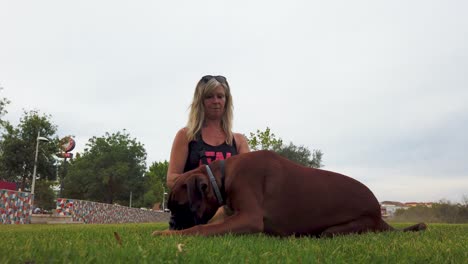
[227,150,382,236]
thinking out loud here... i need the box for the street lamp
[31,131,50,197]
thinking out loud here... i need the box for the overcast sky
[1,1,467,203]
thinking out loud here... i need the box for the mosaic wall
[0,189,33,224]
[56,198,169,224]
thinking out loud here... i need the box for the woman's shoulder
[234,131,249,139]
[233,132,250,153]
[233,132,245,141]
[174,127,190,142]
[178,127,188,134]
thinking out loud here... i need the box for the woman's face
[203,85,226,120]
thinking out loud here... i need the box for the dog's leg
[207,206,228,224]
[319,216,385,238]
[153,211,263,236]
[402,223,427,232]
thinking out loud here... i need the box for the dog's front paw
[152,230,175,236]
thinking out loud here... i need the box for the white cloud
[328,166,468,203]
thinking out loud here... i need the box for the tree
[0,110,59,190]
[34,180,57,210]
[394,197,468,223]
[247,127,283,151]
[247,127,323,168]
[275,143,323,168]
[64,130,147,205]
[0,87,11,137]
[143,160,169,208]
[0,87,10,128]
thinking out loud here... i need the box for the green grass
[0,223,467,263]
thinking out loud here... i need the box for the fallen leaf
[114,231,122,246]
[177,243,184,252]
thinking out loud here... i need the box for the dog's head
[168,170,220,230]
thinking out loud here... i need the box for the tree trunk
[21,175,26,191]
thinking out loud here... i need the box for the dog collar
[206,162,224,205]
[219,160,226,199]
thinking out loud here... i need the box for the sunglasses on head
[201,75,227,84]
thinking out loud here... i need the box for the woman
[167,75,250,190]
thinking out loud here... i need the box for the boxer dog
[153,150,426,237]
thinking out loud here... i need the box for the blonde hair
[186,76,234,145]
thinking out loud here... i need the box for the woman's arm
[166,128,189,190]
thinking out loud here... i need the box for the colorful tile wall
[0,189,33,224]
[56,198,169,224]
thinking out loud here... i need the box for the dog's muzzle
[168,204,201,230]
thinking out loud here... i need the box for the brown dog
[153,150,426,237]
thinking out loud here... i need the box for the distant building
[380,201,408,218]
[404,202,433,208]
[380,201,434,218]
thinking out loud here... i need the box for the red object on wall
[0,181,17,191]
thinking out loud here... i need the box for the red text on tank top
[199,151,232,165]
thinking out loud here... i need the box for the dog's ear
[186,175,208,214]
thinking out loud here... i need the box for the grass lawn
[0,222,467,263]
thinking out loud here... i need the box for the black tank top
[183,134,238,172]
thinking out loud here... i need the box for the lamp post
[162,190,168,212]
[161,183,167,212]
[31,131,50,197]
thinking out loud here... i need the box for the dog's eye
[200,183,208,192]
